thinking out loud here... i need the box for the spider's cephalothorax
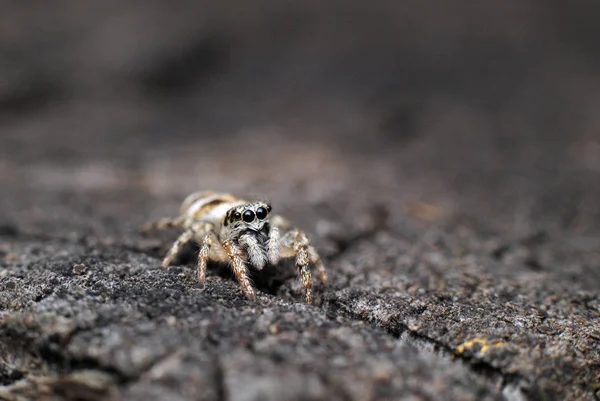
[141,191,328,304]
[221,201,278,270]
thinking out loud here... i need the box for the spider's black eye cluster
[243,210,255,222]
[256,207,267,220]
[231,204,271,225]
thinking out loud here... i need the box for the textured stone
[1,2,600,400]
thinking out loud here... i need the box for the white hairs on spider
[141,190,328,304]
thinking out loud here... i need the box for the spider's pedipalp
[267,225,280,265]
[239,233,267,270]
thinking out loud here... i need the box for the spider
[141,191,328,304]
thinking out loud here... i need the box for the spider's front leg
[274,214,327,275]
[194,223,221,285]
[222,239,255,300]
[281,229,322,304]
[161,227,195,268]
[308,244,328,284]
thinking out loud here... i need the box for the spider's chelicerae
[141,191,328,304]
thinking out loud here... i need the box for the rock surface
[1,2,600,400]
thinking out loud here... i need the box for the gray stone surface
[1,2,600,400]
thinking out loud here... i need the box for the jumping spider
[141,191,328,304]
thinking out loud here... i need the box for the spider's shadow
[176,242,296,296]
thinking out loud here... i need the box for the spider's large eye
[256,207,267,220]
[233,211,241,220]
[243,210,255,222]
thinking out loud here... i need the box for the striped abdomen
[180,191,246,224]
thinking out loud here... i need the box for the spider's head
[224,201,272,233]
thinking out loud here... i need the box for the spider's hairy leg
[161,228,194,268]
[268,214,292,265]
[267,225,280,266]
[308,245,328,284]
[140,216,186,232]
[239,234,267,270]
[222,239,255,300]
[195,223,220,285]
[282,230,314,304]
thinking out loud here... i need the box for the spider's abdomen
[180,191,245,224]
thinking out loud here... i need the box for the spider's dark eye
[256,207,267,220]
[266,204,272,212]
[233,212,241,220]
[242,210,255,222]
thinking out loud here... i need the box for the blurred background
[1,0,599,240]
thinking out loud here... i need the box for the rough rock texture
[1,2,600,400]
